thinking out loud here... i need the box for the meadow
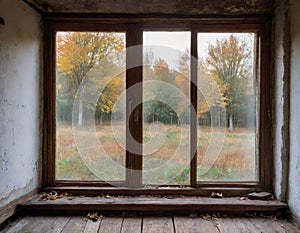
[56,122,256,184]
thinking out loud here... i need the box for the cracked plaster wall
[0,0,42,219]
[2,0,300,223]
[288,0,300,220]
[273,0,290,202]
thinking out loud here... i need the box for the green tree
[144,58,179,124]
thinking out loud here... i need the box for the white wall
[288,0,300,220]
[273,0,290,201]
[0,0,42,222]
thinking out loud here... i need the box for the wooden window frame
[43,14,272,196]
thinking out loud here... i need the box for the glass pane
[143,31,191,185]
[56,31,126,181]
[197,33,257,182]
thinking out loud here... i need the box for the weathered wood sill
[18,195,288,216]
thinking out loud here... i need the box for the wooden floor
[1,216,300,233]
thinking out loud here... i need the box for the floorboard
[61,216,87,233]
[215,217,240,233]
[251,218,278,233]
[175,216,220,233]
[142,217,174,233]
[15,216,45,233]
[1,216,31,233]
[30,216,57,233]
[83,219,101,233]
[238,218,260,233]
[48,216,71,233]
[98,217,123,233]
[121,217,142,233]
[283,221,300,232]
[1,216,300,233]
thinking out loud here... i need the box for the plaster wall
[0,0,42,223]
[288,0,300,221]
[273,0,290,201]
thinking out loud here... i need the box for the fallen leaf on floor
[189,213,197,218]
[87,212,102,221]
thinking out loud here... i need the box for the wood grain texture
[232,218,259,233]
[1,216,31,233]
[18,195,287,216]
[14,217,45,232]
[2,216,300,233]
[142,217,174,233]
[48,217,71,233]
[121,217,142,233]
[84,219,101,233]
[98,217,122,233]
[174,216,219,233]
[283,221,300,233]
[214,218,240,233]
[61,216,87,233]
[30,216,57,233]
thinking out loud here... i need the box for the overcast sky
[143,32,253,70]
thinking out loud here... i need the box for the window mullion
[190,29,198,187]
[125,25,143,188]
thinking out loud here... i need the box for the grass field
[56,122,256,184]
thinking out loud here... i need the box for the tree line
[56,32,255,131]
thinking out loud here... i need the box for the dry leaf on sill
[189,213,197,218]
[39,191,59,201]
[210,192,223,198]
[201,214,211,221]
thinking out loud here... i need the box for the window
[43,16,272,194]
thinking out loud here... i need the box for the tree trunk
[217,107,221,127]
[99,114,102,125]
[78,88,84,126]
[229,113,234,132]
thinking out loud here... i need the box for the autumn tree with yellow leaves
[202,34,255,131]
[56,32,125,125]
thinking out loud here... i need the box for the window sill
[18,193,287,216]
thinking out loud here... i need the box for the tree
[204,34,254,131]
[143,58,180,124]
[56,32,124,125]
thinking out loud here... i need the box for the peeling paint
[0,149,8,170]
[273,0,290,202]
[289,0,300,220]
[31,0,274,14]
[0,178,33,207]
[0,0,42,221]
